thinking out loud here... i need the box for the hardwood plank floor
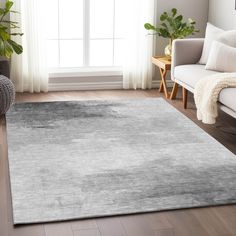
[96,217,126,236]
[0,89,236,236]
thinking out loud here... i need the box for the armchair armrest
[171,38,204,80]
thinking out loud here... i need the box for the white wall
[209,0,236,30]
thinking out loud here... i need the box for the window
[45,0,126,69]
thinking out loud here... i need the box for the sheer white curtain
[10,0,48,93]
[123,0,156,90]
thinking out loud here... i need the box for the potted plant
[0,0,23,77]
[144,8,199,58]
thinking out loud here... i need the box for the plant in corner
[0,0,23,77]
[0,0,23,58]
[144,8,199,58]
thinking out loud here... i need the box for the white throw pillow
[216,30,236,47]
[199,23,224,65]
[205,41,236,72]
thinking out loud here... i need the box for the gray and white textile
[0,75,15,115]
[6,98,236,224]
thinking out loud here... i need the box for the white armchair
[170,38,236,119]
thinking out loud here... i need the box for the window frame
[47,0,123,72]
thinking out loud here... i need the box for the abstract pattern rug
[6,98,236,224]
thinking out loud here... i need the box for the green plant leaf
[0,39,4,55]
[0,25,8,31]
[160,12,168,21]
[175,15,183,21]
[5,0,14,11]
[8,39,23,54]
[0,0,23,58]
[0,9,5,15]
[0,28,10,40]
[161,23,168,29]
[10,10,20,14]
[159,28,170,38]
[144,23,156,30]
[10,33,24,36]
[144,8,199,41]
[1,20,18,24]
[172,8,177,17]
[3,41,13,58]
[10,22,20,28]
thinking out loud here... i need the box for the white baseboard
[49,76,174,91]
[152,80,174,89]
[49,81,123,91]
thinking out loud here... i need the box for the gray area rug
[6,98,236,224]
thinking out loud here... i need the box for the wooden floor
[0,89,236,236]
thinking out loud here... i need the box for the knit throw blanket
[194,73,236,124]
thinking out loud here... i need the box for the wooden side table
[152,56,171,99]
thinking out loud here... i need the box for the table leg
[159,68,169,98]
[170,82,179,100]
[159,81,164,93]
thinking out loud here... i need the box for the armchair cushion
[171,38,204,81]
[199,23,224,65]
[206,41,236,72]
[219,88,236,112]
[174,64,220,89]
[217,30,236,47]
